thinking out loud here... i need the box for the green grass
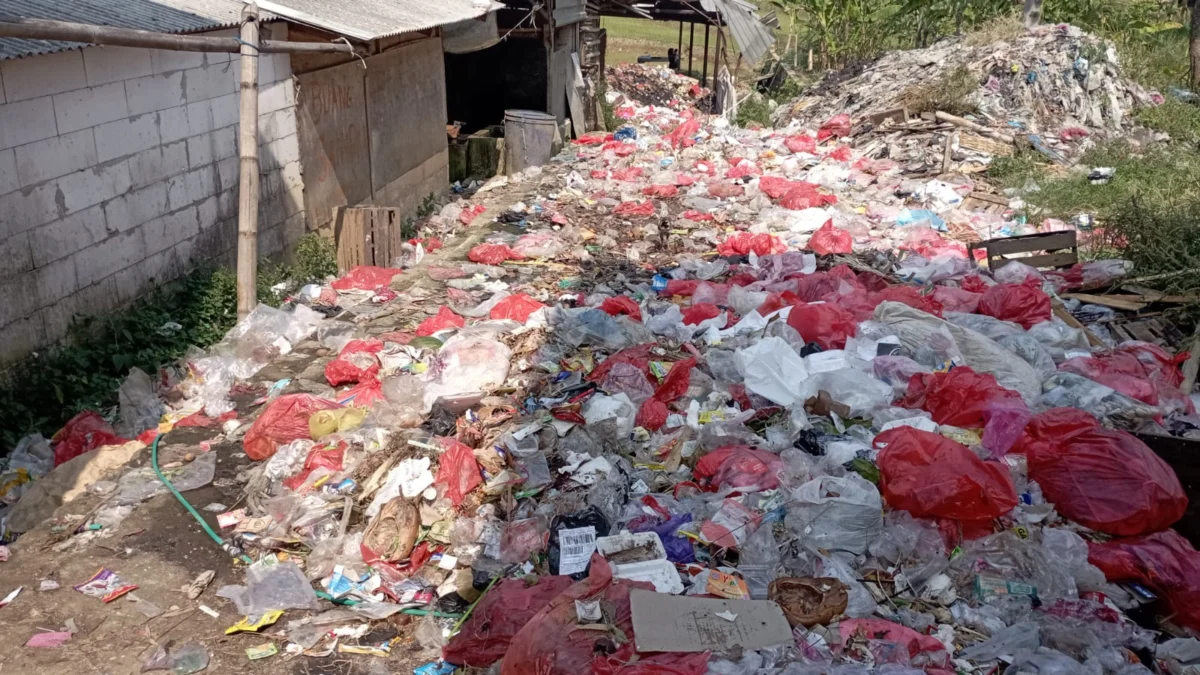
[601,16,719,78]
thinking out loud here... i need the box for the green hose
[152,432,253,564]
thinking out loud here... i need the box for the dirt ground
[0,182,535,675]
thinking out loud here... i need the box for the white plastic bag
[787,474,883,554]
[798,369,894,417]
[736,336,809,406]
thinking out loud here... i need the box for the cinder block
[257,51,276,86]
[57,161,133,214]
[0,180,64,238]
[186,100,214,136]
[216,187,237,220]
[258,107,296,143]
[125,71,185,115]
[0,231,33,281]
[113,263,149,304]
[215,156,239,192]
[166,165,216,210]
[34,256,78,304]
[128,141,189,189]
[183,62,236,102]
[83,46,152,87]
[209,92,239,129]
[212,126,238,162]
[0,316,46,365]
[1,51,87,102]
[0,148,17,195]
[196,194,219,226]
[15,128,98,187]
[149,48,204,75]
[53,82,130,135]
[187,133,214,169]
[144,206,199,255]
[75,229,146,286]
[263,134,299,170]
[0,96,58,151]
[103,182,168,232]
[272,53,293,82]
[94,114,161,163]
[0,274,42,327]
[0,71,6,103]
[158,106,190,144]
[29,204,108,267]
[38,295,79,346]
[281,211,306,245]
[258,80,292,115]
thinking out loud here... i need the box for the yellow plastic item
[309,407,367,439]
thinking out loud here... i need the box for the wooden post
[701,23,710,87]
[236,2,261,319]
[677,21,683,56]
[688,23,695,76]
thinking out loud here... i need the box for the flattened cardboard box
[629,588,793,653]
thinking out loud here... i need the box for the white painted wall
[0,24,306,364]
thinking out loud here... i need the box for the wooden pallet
[967,230,1078,271]
[1106,316,1185,349]
[333,206,408,273]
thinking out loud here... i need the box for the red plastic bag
[611,167,643,181]
[1027,425,1185,536]
[717,232,784,257]
[694,444,784,491]
[726,161,761,179]
[837,619,947,662]
[443,576,575,667]
[593,645,710,675]
[1058,354,1158,406]
[875,426,1018,521]
[459,204,486,225]
[635,398,669,432]
[331,266,401,292]
[780,183,838,210]
[1012,407,1099,455]
[873,286,943,317]
[961,275,990,294]
[807,220,853,255]
[665,117,701,148]
[339,378,386,407]
[283,444,345,491]
[682,209,713,222]
[680,303,721,326]
[614,200,655,217]
[707,181,745,199]
[784,134,817,154]
[416,306,465,336]
[932,286,982,313]
[599,296,642,322]
[817,113,851,142]
[435,438,483,506]
[490,294,546,323]
[1117,341,1187,388]
[759,176,802,199]
[52,412,126,466]
[501,557,649,675]
[244,394,341,461]
[662,279,699,297]
[1087,530,1200,632]
[786,301,858,350]
[325,338,384,386]
[587,344,655,384]
[825,145,853,162]
[976,280,1051,329]
[654,357,696,403]
[642,184,679,197]
[468,243,525,265]
[899,367,1023,428]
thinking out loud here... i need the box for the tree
[1024,0,1043,27]
[1191,0,1200,90]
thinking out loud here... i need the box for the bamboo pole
[0,17,360,54]
[236,3,261,319]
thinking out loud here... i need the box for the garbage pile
[5,63,1200,675]
[607,62,715,112]
[774,24,1164,165]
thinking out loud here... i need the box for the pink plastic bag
[243,394,341,461]
[932,285,982,313]
[976,280,1051,329]
[613,201,656,217]
[707,182,745,199]
[875,426,1018,522]
[331,266,401,292]
[490,294,546,323]
[817,113,851,142]
[807,220,853,255]
[693,445,783,492]
[784,134,817,154]
[981,399,1033,458]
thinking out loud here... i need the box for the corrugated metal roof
[0,0,257,60]
[256,0,503,41]
[701,0,775,63]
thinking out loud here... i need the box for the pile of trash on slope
[3,62,1200,675]
[774,24,1164,164]
[607,61,715,112]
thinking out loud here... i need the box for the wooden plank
[867,107,908,126]
[334,206,366,272]
[1119,285,1200,304]
[983,231,1077,256]
[566,52,588,138]
[992,251,1078,270]
[934,111,1015,143]
[965,191,1010,206]
[1127,321,1162,345]
[367,38,447,193]
[296,59,371,233]
[959,131,1014,157]
[1062,293,1149,312]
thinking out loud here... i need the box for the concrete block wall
[0,24,307,365]
[371,149,451,222]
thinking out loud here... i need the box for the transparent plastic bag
[217,560,319,615]
[787,474,882,554]
[946,312,1024,340]
[1040,373,1160,425]
[423,337,511,411]
[798,369,895,417]
[818,552,877,618]
[116,367,162,438]
[8,433,54,479]
[996,333,1058,380]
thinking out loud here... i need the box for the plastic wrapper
[1026,422,1185,536]
[694,445,784,492]
[995,333,1058,380]
[874,302,1042,401]
[331,266,401,291]
[875,426,1018,522]
[601,361,656,405]
[945,312,1024,340]
[7,433,54,479]
[873,356,930,397]
[217,561,320,615]
[442,576,575,667]
[977,280,1052,329]
[807,220,853,255]
[112,451,216,506]
[52,411,126,466]
[787,302,857,350]
[244,394,341,461]
[819,552,877,617]
[959,622,1041,662]
[1087,529,1200,633]
[1040,372,1160,426]
[981,399,1033,458]
[1028,319,1091,361]
[629,513,694,563]
[786,474,882,554]
[899,367,1023,429]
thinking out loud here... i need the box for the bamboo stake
[0,17,360,54]
[236,3,261,319]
